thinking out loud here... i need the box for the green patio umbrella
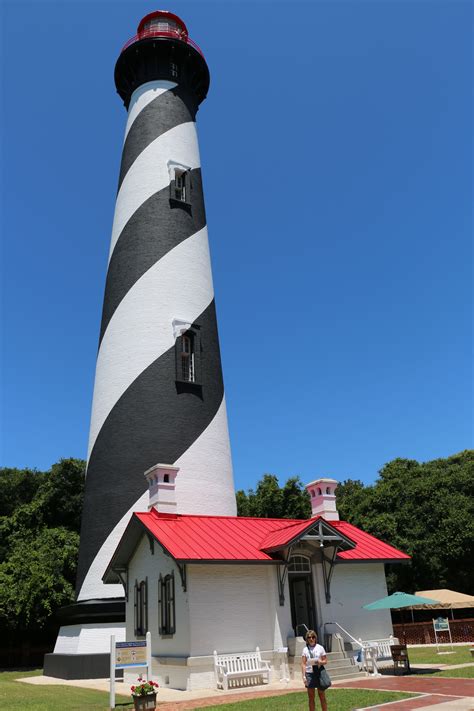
[363,592,440,643]
[363,591,440,610]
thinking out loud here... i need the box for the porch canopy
[413,589,474,609]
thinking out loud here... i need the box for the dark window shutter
[144,577,148,634]
[158,574,163,634]
[134,580,138,636]
[170,571,176,634]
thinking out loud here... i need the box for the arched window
[317,487,322,496]
[326,486,331,494]
[288,555,311,573]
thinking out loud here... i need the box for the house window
[134,578,148,636]
[159,572,176,635]
[174,169,187,202]
[288,555,311,573]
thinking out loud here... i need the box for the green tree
[236,474,310,519]
[337,451,474,594]
[0,458,86,633]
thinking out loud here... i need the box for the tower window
[180,334,195,382]
[170,62,179,79]
[134,578,148,636]
[159,572,176,635]
[174,169,187,202]
[175,325,201,387]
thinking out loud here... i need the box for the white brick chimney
[144,463,179,514]
[306,478,339,521]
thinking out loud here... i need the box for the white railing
[324,622,397,676]
[361,636,397,660]
[324,621,363,649]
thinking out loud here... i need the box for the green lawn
[0,670,417,711]
[408,645,472,666]
[0,670,133,711]
[199,689,417,710]
[425,666,474,679]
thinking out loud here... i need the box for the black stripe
[76,299,224,596]
[100,169,205,345]
[118,86,197,192]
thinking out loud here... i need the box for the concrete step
[326,658,358,670]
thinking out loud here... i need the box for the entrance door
[289,574,316,636]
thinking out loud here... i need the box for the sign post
[432,617,453,652]
[110,631,151,709]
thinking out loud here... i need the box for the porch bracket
[321,546,339,604]
[112,567,129,601]
[176,562,187,592]
[277,545,293,606]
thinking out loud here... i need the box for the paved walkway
[339,676,474,711]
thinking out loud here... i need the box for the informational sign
[115,640,147,667]
[432,617,453,652]
[110,632,151,709]
[433,617,449,632]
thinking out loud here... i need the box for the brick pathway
[338,676,474,697]
[156,687,302,709]
[155,675,474,710]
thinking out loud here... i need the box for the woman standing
[301,630,328,711]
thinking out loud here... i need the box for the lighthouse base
[44,598,125,679]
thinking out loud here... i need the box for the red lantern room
[116,10,209,108]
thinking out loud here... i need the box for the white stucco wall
[126,534,191,656]
[187,564,292,657]
[313,562,393,642]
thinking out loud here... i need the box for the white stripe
[109,121,200,262]
[77,489,149,601]
[87,227,214,460]
[124,80,177,141]
[174,397,237,517]
[78,399,236,601]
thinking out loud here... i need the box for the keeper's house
[103,465,409,690]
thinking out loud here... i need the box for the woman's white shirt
[302,643,326,673]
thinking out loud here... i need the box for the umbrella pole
[402,608,407,645]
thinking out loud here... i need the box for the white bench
[213,647,271,690]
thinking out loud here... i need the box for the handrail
[121,28,204,57]
[324,621,363,649]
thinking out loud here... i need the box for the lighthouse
[46,11,236,677]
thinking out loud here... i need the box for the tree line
[1,451,472,647]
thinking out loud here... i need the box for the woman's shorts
[305,671,322,689]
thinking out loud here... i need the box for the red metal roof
[134,510,410,563]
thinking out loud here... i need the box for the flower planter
[132,693,157,711]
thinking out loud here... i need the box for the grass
[424,666,474,679]
[408,645,472,666]
[0,670,417,711]
[198,689,417,710]
[0,670,133,711]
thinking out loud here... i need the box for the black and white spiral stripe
[76,80,236,601]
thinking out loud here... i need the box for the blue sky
[1,0,472,490]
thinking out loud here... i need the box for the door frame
[289,571,317,636]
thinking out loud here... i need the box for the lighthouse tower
[47,11,236,677]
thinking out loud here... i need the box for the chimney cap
[306,477,338,487]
